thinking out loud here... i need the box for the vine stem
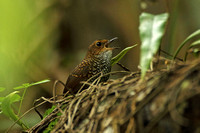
[17,87,27,116]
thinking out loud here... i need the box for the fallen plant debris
[28,58,200,133]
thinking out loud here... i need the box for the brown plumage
[64,37,117,94]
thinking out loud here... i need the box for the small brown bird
[64,37,118,94]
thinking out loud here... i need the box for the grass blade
[111,44,137,66]
[173,29,200,60]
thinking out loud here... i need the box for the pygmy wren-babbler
[64,37,117,94]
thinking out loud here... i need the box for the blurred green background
[0,0,199,132]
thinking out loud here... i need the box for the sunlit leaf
[189,39,200,48]
[31,79,50,86]
[14,79,50,90]
[14,83,30,90]
[43,105,61,133]
[1,91,20,117]
[192,48,200,57]
[43,105,56,118]
[139,12,169,79]
[173,29,200,60]
[184,39,200,61]
[43,119,58,133]
[13,86,25,90]
[1,91,28,129]
[111,44,137,66]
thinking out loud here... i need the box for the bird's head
[86,37,118,58]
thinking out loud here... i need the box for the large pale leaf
[139,13,169,79]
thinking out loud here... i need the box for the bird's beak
[108,37,118,43]
[105,37,118,48]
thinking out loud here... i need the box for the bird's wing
[64,59,93,93]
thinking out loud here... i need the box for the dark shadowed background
[0,0,199,131]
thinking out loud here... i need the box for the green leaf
[189,39,200,48]
[43,105,62,133]
[14,79,50,90]
[12,79,50,125]
[43,105,56,118]
[192,48,200,57]
[30,79,50,86]
[43,118,58,133]
[139,12,169,79]
[14,83,30,90]
[184,39,200,61]
[111,44,137,66]
[1,91,20,117]
[193,48,200,53]
[173,29,200,60]
[1,91,28,129]
[0,87,5,92]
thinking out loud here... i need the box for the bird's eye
[96,42,102,47]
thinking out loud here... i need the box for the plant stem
[17,87,27,116]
